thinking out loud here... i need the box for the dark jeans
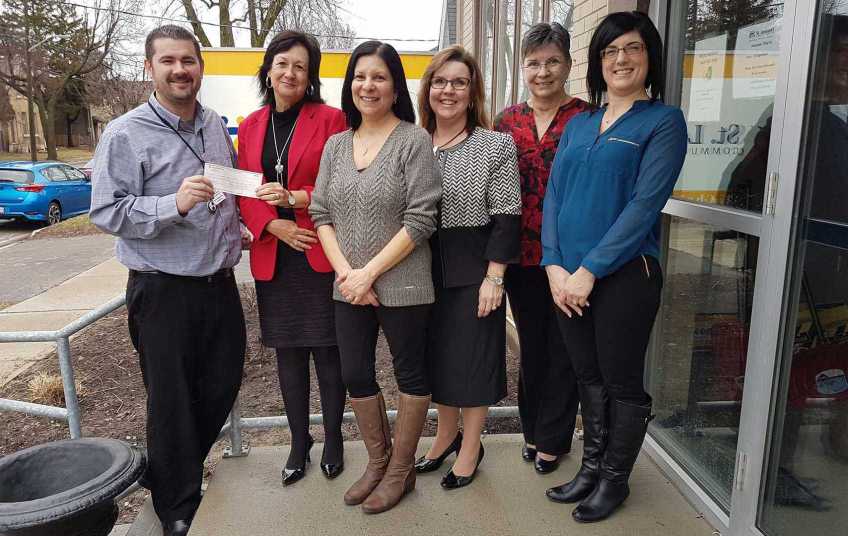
[275,346,345,466]
[127,270,245,523]
[505,265,580,455]
[334,301,431,398]
[555,255,662,406]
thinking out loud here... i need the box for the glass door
[646,0,789,515]
[755,2,848,535]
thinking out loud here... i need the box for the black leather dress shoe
[320,461,344,479]
[441,443,485,490]
[522,445,537,462]
[415,431,463,473]
[162,519,191,536]
[534,454,561,474]
[282,435,314,486]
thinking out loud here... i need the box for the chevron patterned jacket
[431,128,522,289]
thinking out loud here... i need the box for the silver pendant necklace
[271,112,298,180]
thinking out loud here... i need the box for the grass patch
[32,214,102,240]
[0,147,94,164]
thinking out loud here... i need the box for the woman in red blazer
[237,30,347,487]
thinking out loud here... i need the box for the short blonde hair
[418,45,490,134]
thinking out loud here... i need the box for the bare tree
[178,0,354,48]
[0,0,141,159]
[272,0,355,49]
[87,59,152,118]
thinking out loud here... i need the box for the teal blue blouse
[541,99,687,278]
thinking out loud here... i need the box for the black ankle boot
[546,384,607,504]
[572,397,653,523]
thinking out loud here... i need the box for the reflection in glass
[480,0,495,112]
[676,3,784,211]
[648,216,757,509]
[518,0,545,103]
[759,10,848,536]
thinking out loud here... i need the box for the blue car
[0,161,92,225]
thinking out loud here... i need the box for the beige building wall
[2,87,45,153]
[567,0,650,101]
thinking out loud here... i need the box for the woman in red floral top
[494,22,590,474]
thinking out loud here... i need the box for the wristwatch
[287,191,297,208]
[484,274,504,286]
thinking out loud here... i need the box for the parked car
[0,161,92,225]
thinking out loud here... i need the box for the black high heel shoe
[534,454,561,474]
[522,445,537,462]
[441,442,485,489]
[414,431,463,473]
[320,461,345,479]
[282,435,314,486]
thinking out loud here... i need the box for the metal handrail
[0,295,126,438]
[1,293,523,458]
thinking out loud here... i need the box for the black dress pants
[127,270,245,523]
[505,265,580,455]
[334,301,431,398]
[275,346,345,466]
[555,255,662,406]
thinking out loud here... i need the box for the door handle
[765,171,779,216]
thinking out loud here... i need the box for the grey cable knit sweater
[310,121,442,306]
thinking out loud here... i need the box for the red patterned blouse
[494,98,591,266]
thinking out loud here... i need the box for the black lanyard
[148,102,206,166]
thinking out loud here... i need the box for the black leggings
[275,346,345,466]
[555,255,662,406]
[334,302,431,398]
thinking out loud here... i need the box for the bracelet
[484,274,504,286]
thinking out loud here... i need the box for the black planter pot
[0,438,146,536]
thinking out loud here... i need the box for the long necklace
[432,128,466,155]
[271,112,298,181]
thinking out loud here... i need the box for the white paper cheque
[204,163,263,198]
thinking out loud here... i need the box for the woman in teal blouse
[540,11,687,523]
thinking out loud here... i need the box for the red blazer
[237,102,347,281]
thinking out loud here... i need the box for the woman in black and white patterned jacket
[412,45,522,489]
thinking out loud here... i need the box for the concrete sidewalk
[127,434,716,536]
[0,257,128,387]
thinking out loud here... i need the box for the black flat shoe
[282,435,314,486]
[522,445,537,462]
[535,454,561,474]
[415,431,463,473]
[161,519,191,536]
[441,443,485,489]
[320,461,344,479]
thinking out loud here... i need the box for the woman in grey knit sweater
[309,41,441,515]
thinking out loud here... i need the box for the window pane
[494,0,516,113]
[648,216,758,510]
[759,6,848,534]
[676,3,784,211]
[517,0,546,103]
[481,0,495,113]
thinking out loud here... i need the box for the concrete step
[129,434,715,536]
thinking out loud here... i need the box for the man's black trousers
[127,270,246,523]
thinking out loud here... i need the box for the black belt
[129,268,234,283]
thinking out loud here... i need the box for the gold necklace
[355,130,370,156]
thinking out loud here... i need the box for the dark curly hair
[257,30,324,107]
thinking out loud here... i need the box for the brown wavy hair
[418,45,490,134]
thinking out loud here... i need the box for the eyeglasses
[600,42,646,61]
[522,58,564,73]
[430,77,471,90]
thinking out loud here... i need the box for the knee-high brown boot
[344,392,392,506]
[362,393,431,514]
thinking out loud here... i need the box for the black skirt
[427,283,507,407]
[255,241,336,348]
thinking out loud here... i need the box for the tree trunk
[180,1,213,47]
[219,0,235,47]
[36,95,59,161]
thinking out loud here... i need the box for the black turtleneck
[261,100,303,221]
